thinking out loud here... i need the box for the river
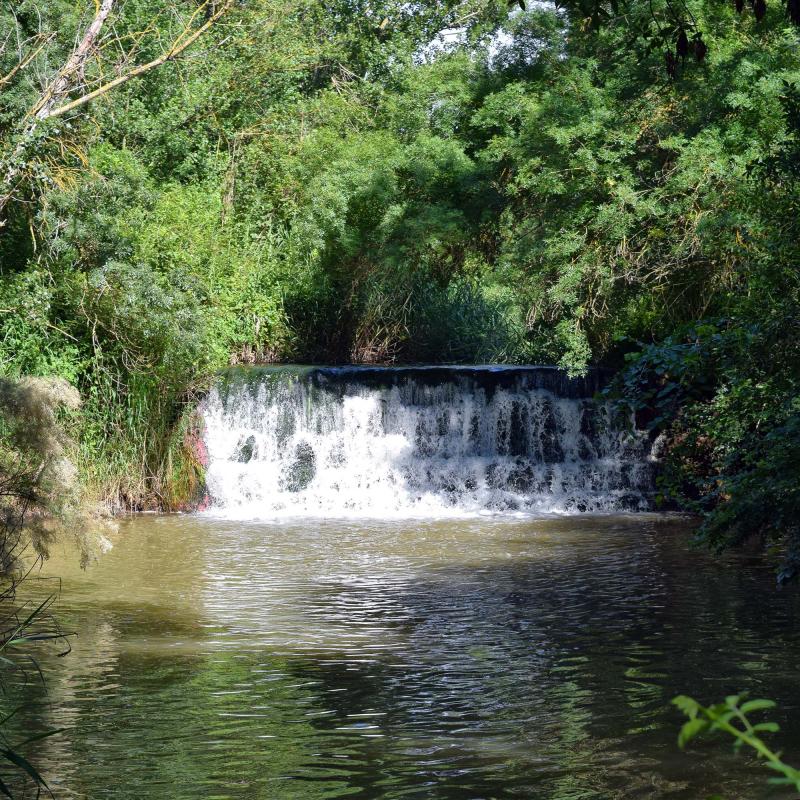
[18,512,800,799]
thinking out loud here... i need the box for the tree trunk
[32,0,116,120]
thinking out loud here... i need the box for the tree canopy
[0,0,798,569]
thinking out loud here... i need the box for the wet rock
[468,413,481,446]
[509,401,530,456]
[236,435,256,463]
[507,460,534,493]
[495,415,510,456]
[414,419,437,456]
[281,441,316,492]
[618,492,645,511]
[580,402,598,440]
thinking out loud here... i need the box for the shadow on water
[7,514,800,799]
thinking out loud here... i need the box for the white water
[200,367,655,519]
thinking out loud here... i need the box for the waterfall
[200,366,656,518]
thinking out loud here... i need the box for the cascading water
[200,366,656,518]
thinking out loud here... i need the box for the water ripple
[6,514,800,800]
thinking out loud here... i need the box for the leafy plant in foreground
[674,693,800,795]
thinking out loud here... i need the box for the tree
[0,0,232,224]
[554,0,800,76]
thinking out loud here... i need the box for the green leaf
[752,722,780,733]
[740,699,776,714]
[708,710,736,730]
[724,694,742,708]
[764,761,800,782]
[708,704,730,718]
[673,695,700,718]
[679,717,709,749]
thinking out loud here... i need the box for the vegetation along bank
[0,0,798,575]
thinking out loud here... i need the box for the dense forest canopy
[0,0,798,570]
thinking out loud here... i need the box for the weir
[200,366,656,517]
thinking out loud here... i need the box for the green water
[12,514,800,798]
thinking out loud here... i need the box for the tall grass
[76,367,210,513]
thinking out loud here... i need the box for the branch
[31,0,116,120]
[0,0,232,225]
[0,33,54,90]
[40,0,233,121]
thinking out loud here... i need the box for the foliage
[0,0,799,551]
[0,377,83,569]
[674,693,800,796]
[611,314,800,579]
[555,0,800,80]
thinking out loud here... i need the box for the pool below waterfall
[16,513,800,800]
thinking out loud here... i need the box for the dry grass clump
[0,376,109,575]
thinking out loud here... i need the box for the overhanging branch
[40,0,233,121]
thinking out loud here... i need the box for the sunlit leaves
[673,693,800,793]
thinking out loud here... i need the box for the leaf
[724,694,742,708]
[765,761,800,778]
[679,717,709,748]
[0,747,50,789]
[673,695,700,718]
[709,703,731,718]
[752,722,780,734]
[708,710,736,729]
[740,699,776,714]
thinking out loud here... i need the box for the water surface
[16,514,800,799]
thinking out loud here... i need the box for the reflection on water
[10,515,800,799]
